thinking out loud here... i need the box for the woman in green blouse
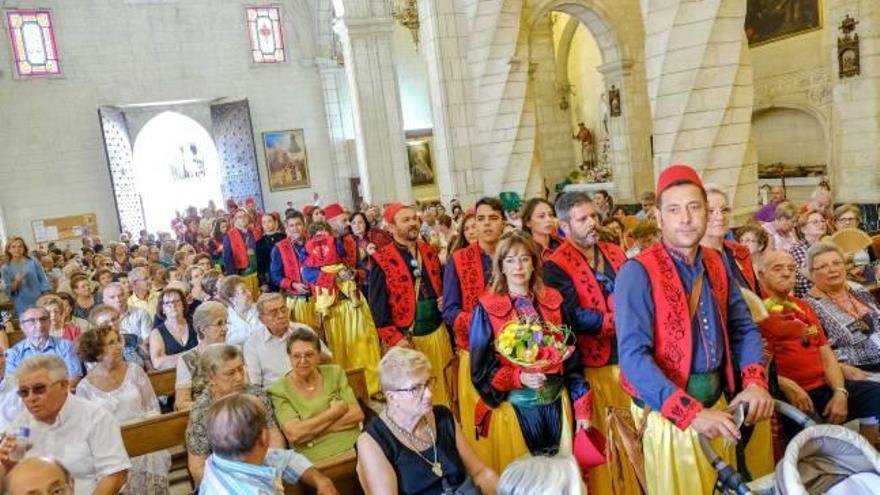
[268,327,364,461]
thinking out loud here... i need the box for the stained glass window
[246,6,286,64]
[5,9,61,77]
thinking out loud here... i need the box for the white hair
[498,455,584,495]
[15,354,69,383]
[703,183,729,203]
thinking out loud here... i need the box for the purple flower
[531,331,543,345]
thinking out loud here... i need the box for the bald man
[3,457,73,495]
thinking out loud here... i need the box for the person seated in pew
[218,275,260,347]
[497,455,585,495]
[3,457,74,495]
[76,324,171,494]
[0,352,22,432]
[175,301,229,410]
[5,307,82,389]
[268,328,363,462]
[200,393,338,495]
[0,355,130,495]
[148,288,197,371]
[186,344,286,485]
[101,283,153,366]
[356,348,498,495]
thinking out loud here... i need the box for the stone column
[333,1,411,205]
[828,1,880,202]
[316,58,358,207]
[643,0,757,210]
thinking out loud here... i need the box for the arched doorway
[132,111,224,234]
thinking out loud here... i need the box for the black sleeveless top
[364,405,467,495]
[155,321,197,356]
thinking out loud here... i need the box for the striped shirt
[199,449,313,494]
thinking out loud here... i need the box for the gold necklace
[382,412,443,477]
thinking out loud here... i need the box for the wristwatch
[834,387,849,397]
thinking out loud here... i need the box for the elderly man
[200,393,337,494]
[3,457,73,495]
[758,250,880,443]
[101,282,152,360]
[616,164,773,494]
[127,267,159,319]
[5,307,81,386]
[0,352,22,432]
[243,293,327,389]
[0,355,129,495]
[635,191,656,220]
[754,185,786,223]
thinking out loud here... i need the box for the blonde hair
[379,347,432,392]
[489,231,543,295]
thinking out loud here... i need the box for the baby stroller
[700,400,880,495]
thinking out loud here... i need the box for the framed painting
[746,0,821,46]
[406,137,435,186]
[262,129,310,191]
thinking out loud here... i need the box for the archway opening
[131,111,224,234]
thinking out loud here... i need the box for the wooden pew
[148,367,177,397]
[345,367,377,419]
[7,330,24,347]
[284,449,363,495]
[121,409,189,458]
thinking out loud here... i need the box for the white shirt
[12,394,131,495]
[226,305,261,347]
[243,323,330,389]
[120,307,153,342]
[0,377,22,431]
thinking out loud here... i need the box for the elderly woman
[789,209,829,298]
[521,198,561,260]
[218,275,260,346]
[498,456,585,495]
[76,325,171,494]
[70,273,96,320]
[185,344,286,485]
[0,355,130,495]
[735,222,771,269]
[268,328,363,462]
[357,348,498,495]
[89,305,149,369]
[470,232,591,473]
[832,204,878,283]
[1,237,51,317]
[36,294,81,341]
[805,242,880,377]
[148,288,197,370]
[762,201,799,252]
[174,301,229,410]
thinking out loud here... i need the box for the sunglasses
[17,379,65,398]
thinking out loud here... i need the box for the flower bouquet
[496,316,575,374]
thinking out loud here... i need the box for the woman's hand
[779,377,813,414]
[520,372,546,390]
[329,399,348,417]
[840,363,871,381]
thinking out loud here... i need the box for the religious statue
[573,122,596,170]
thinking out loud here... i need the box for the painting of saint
[745,0,821,46]
[407,139,435,186]
[262,129,310,191]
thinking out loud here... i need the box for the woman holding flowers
[469,231,592,473]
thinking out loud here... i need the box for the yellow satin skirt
[632,397,735,495]
[412,325,454,409]
[482,394,573,473]
[286,296,318,330]
[242,273,259,302]
[585,365,640,495]
[457,350,494,467]
[743,418,775,480]
[321,299,382,396]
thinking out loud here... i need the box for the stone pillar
[333,1,411,205]
[643,0,757,211]
[316,59,358,207]
[828,1,880,202]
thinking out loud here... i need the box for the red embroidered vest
[724,240,758,293]
[480,288,563,339]
[371,241,442,330]
[275,238,303,294]
[619,243,736,402]
[450,243,488,349]
[547,241,627,367]
[227,227,250,270]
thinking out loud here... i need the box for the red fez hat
[323,203,344,221]
[384,203,406,224]
[245,197,256,206]
[303,205,315,216]
[656,163,704,198]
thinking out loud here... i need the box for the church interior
[2,0,880,494]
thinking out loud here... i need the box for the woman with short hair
[76,325,171,494]
[789,209,829,298]
[268,328,363,462]
[357,348,498,495]
[174,301,229,410]
[218,275,260,346]
[36,294,81,341]
[762,201,800,251]
[1,237,51,317]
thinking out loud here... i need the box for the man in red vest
[269,211,316,328]
[543,191,629,493]
[222,208,259,299]
[615,164,774,494]
[368,203,453,408]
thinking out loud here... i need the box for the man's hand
[730,383,774,425]
[779,378,813,414]
[823,390,848,424]
[690,409,741,444]
[520,372,546,390]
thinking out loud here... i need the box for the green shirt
[267,364,361,462]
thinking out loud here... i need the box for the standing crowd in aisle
[1,169,880,494]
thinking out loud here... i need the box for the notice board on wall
[31,213,98,243]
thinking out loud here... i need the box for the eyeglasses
[836,216,859,225]
[162,299,183,306]
[17,379,65,398]
[708,207,731,216]
[262,306,288,317]
[21,316,49,325]
[290,351,318,362]
[812,260,845,272]
[392,377,436,396]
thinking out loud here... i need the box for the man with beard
[441,197,505,458]
[542,191,630,495]
[615,164,773,494]
[368,203,453,408]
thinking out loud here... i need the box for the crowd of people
[0,169,879,494]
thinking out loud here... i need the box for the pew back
[121,409,189,458]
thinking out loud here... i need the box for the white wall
[565,20,604,152]
[0,0,338,246]
[752,108,826,167]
